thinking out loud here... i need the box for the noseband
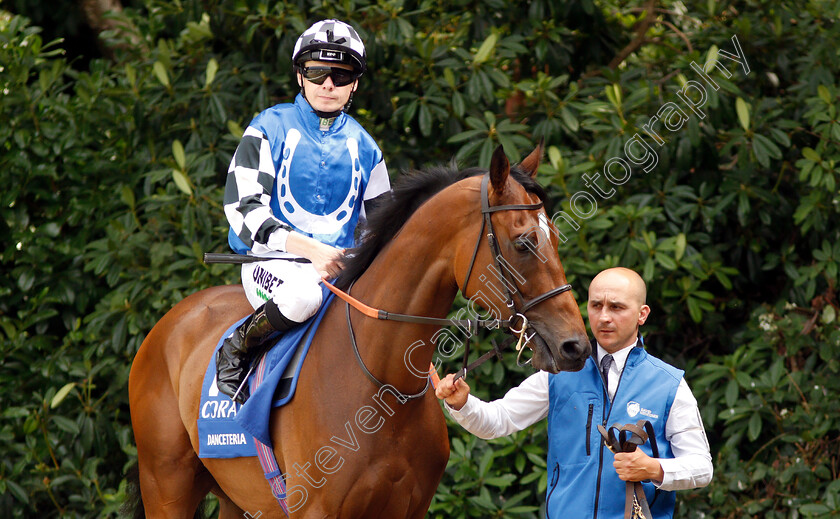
[324,173,573,399]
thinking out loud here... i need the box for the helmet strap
[299,86,343,121]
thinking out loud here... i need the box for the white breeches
[240,259,323,323]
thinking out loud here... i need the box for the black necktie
[600,354,613,390]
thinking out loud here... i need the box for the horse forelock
[334,162,547,290]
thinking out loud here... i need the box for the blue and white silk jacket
[224,94,390,255]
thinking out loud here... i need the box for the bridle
[459,174,573,360]
[323,173,573,400]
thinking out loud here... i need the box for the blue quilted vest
[546,341,683,519]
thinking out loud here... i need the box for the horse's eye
[513,238,530,252]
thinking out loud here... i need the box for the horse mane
[334,162,547,290]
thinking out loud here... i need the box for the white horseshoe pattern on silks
[276,128,362,235]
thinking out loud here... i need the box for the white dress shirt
[445,343,713,491]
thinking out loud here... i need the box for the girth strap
[251,353,290,516]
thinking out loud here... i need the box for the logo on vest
[627,401,659,420]
[276,129,362,235]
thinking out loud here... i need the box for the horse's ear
[518,139,545,179]
[489,145,510,195]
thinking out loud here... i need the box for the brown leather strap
[625,482,635,519]
[598,420,656,519]
[634,481,653,518]
[322,277,514,329]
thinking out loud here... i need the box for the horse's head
[456,144,590,373]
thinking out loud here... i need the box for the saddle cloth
[197,286,335,458]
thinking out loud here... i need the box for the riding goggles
[301,66,358,87]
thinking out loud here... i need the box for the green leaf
[497,133,519,162]
[5,479,28,504]
[443,68,455,88]
[478,139,495,169]
[399,99,417,127]
[643,258,655,281]
[548,146,563,171]
[687,297,702,322]
[656,253,677,270]
[477,448,494,477]
[452,91,465,118]
[172,140,186,170]
[52,415,80,434]
[755,133,781,159]
[752,137,769,168]
[713,269,733,290]
[560,107,579,132]
[469,491,496,510]
[735,97,750,131]
[205,58,218,88]
[817,85,831,105]
[227,119,244,140]
[3,407,30,419]
[172,169,192,196]
[605,84,621,110]
[769,128,790,148]
[447,129,486,144]
[704,45,720,73]
[157,38,171,68]
[125,63,136,86]
[153,61,170,88]
[454,139,484,162]
[50,382,76,409]
[419,104,432,137]
[802,147,821,162]
[484,474,516,488]
[822,305,836,324]
[483,110,497,127]
[800,503,830,515]
[675,233,686,261]
[725,378,739,407]
[473,33,498,64]
[120,185,135,210]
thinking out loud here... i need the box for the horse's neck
[358,235,458,319]
[347,197,470,390]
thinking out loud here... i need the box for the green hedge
[1,1,838,517]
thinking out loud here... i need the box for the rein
[323,173,573,399]
[598,420,661,519]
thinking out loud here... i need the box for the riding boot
[215,301,298,404]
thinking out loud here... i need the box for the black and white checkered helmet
[292,19,366,75]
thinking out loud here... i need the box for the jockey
[218,19,391,404]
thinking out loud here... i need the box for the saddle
[598,420,660,519]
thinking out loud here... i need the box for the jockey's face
[297,60,357,115]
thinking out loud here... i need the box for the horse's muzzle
[528,327,590,374]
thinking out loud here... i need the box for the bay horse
[127,144,590,518]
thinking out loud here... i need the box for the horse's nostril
[561,339,587,359]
